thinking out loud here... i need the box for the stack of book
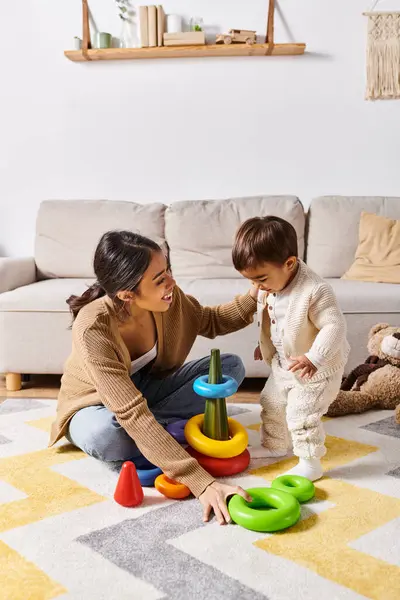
[139,5,165,47]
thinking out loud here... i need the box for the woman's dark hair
[67,230,162,321]
[232,216,298,271]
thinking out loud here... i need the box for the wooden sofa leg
[6,373,22,392]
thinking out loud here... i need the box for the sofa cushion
[35,200,166,279]
[326,278,400,314]
[166,196,305,279]
[0,311,73,374]
[342,212,400,284]
[306,196,400,278]
[177,277,251,302]
[0,279,95,374]
[0,279,93,312]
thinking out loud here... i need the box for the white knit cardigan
[259,260,350,382]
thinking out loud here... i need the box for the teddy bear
[326,323,400,419]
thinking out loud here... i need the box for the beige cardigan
[259,260,350,381]
[49,287,257,498]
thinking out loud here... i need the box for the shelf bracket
[82,0,92,60]
[265,0,275,51]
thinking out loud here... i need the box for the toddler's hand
[289,355,317,379]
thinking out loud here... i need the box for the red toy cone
[114,461,144,507]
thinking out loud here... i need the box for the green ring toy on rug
[272,474,315,503]
[228,475,315,533]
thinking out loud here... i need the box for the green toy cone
[203,349,230,441]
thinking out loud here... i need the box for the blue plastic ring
[193,375,239,399]
[136,466,162,487]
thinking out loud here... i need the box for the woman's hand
[249,283,260,300]
[199,481,252,525]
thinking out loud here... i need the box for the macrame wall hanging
[364,1,400,99]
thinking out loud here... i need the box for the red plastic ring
[187,447,250,477]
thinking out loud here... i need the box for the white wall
[1,0,399,257]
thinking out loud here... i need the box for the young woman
[49,230,258,524]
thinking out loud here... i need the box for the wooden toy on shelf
[216,30,257,46]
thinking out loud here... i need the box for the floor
[2,398,399,599]
[0,375,263,403]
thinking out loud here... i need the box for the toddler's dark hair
[232,216,298,270]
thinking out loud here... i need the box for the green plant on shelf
[115,0,131,21]
[190,16,204,32]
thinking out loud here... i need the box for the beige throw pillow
[342,212,400,284]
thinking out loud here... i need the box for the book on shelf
[163,32,206,47]
[139,6,149,48]
[148,5,157,47]
[157,5,165,47]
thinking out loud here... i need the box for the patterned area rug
[1,399,400,600]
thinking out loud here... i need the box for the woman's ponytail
[67,282,105,320]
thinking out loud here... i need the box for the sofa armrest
[0,257,36,294]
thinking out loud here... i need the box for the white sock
[249,445,289,459]
[284,457,323,481]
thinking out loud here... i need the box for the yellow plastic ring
[184,414,248,458]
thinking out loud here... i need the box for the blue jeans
[67,354,245,469]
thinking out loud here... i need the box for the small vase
[120,18,139,48]
[93,32,112,49]
[167,15,183,33]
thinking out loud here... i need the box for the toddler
[232,216,350,481]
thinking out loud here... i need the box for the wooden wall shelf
[64,43,306,62]
[68,1,306,63]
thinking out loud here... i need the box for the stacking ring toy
[166,419,188,444]
[184,414,248,458]
[134,455,157,470]
[136,466,162,487]
[271,475,315,503]
[154,474,191,499]
[228,487,301,533]
[193,375,238,399]
[187,447,250,477]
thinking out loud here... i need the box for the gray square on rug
[0,398,48,415]
[361,416,400,439]
[387,465,400,479]
[78,499,268,600]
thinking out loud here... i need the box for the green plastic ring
[228,487,301,533]
[271,475,315,503]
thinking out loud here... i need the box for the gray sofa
[0,195,399,391]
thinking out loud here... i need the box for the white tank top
[130,343,157,376]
